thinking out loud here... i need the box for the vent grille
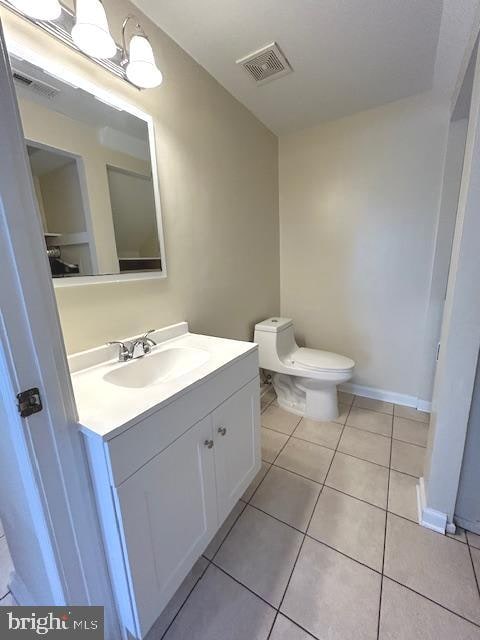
[237,42,292,85]
[13,72,60,99]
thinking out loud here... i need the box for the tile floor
[1,390,479,639]
[145,389,480,640]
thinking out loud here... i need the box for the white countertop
[69,323,257,440]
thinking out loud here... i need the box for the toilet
[254,317,355,421]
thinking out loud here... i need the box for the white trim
[417,477,448,534]
[339,382,430,411]
[6,36,168,288]
[416,398,433,412]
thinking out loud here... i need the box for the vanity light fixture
[9,0,61,20]
[71,0,116,60]
[122,15,163,89]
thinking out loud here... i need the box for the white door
[0,20,120,637]
[213,378,261,522]
[115,415,218,637]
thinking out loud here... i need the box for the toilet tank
[254,318,297,370]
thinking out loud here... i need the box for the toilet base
[272,373,340,422]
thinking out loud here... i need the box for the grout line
[466,538,480,600]
[266,398,355,640]
[383,575,480,630]
[376,411,394,640]
[158,559,211,639]
[206,502,248,563]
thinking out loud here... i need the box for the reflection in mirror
[10,52,164,281]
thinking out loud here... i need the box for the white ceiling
[133,0,446,134]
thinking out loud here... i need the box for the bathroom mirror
[8,44,166,285]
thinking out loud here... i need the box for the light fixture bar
[0,0,136,86]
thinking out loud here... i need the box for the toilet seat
[291,348,354,374]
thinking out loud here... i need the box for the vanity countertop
[69,322,257,440]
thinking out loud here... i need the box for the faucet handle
[107,340,130,361]
[140,329,157,345]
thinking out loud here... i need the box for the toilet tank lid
[255,317,293,333]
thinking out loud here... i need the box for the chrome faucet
[108,329,157,362]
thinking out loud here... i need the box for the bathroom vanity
[70,323,260,639]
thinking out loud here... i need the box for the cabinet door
[213,377,261,522]
[115,415,217,638]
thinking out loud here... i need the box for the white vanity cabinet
[80,344,260,640]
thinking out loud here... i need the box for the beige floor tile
[204,501,246,560]
[347,407,393,436]
[391,440,425,477]
[308,486,386,571]
[353,396,394,414]
[145,557,208,640]
[393,416,429,447]
[281,537,381,640]
[333,403,350,424]
[471,547,480,584]
[379,577,480,640]
[242,462,271,502]
[338,426,391,467]
[269,614,315,640]
[394,404,430,423]
[261,388,276,412]
[215,506,303,608]
[262,405,301,435]
[261,428,288,463]
[467,531,480,550]
[163,564,275,640]
[338,391,354,406]
[293,417,343,450]
[326,452,389,508]
[252,466,320,532]
[388,470,418,522]
[275,437,334,483]
[384,513,480,624]
[447,526,468,543]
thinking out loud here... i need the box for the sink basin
[103,347,210,389]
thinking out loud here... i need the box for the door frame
[420,35,480,533]
[0,20,120,638]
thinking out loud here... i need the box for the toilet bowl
[254,317,355,421]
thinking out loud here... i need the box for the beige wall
[279,93,450,397]
[1,0,280,353]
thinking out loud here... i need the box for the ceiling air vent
[12,72,60,99]
[236,42,292,85]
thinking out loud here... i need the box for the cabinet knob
[218,426,227,436]
[204,439,214,449]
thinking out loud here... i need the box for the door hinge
[17,387,43,418]
[436,342,441,361]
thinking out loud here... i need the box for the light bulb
[10,0,62,20]
[71,0,116,60]
[126,34,163,89]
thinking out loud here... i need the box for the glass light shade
[126,34,163,89]
[10,0,61,20]
[71,0,116,59]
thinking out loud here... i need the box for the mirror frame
[7,37,167,287]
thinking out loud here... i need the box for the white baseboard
[339,382,431,410]
[416,477,447,534]
[416,399,433,412]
